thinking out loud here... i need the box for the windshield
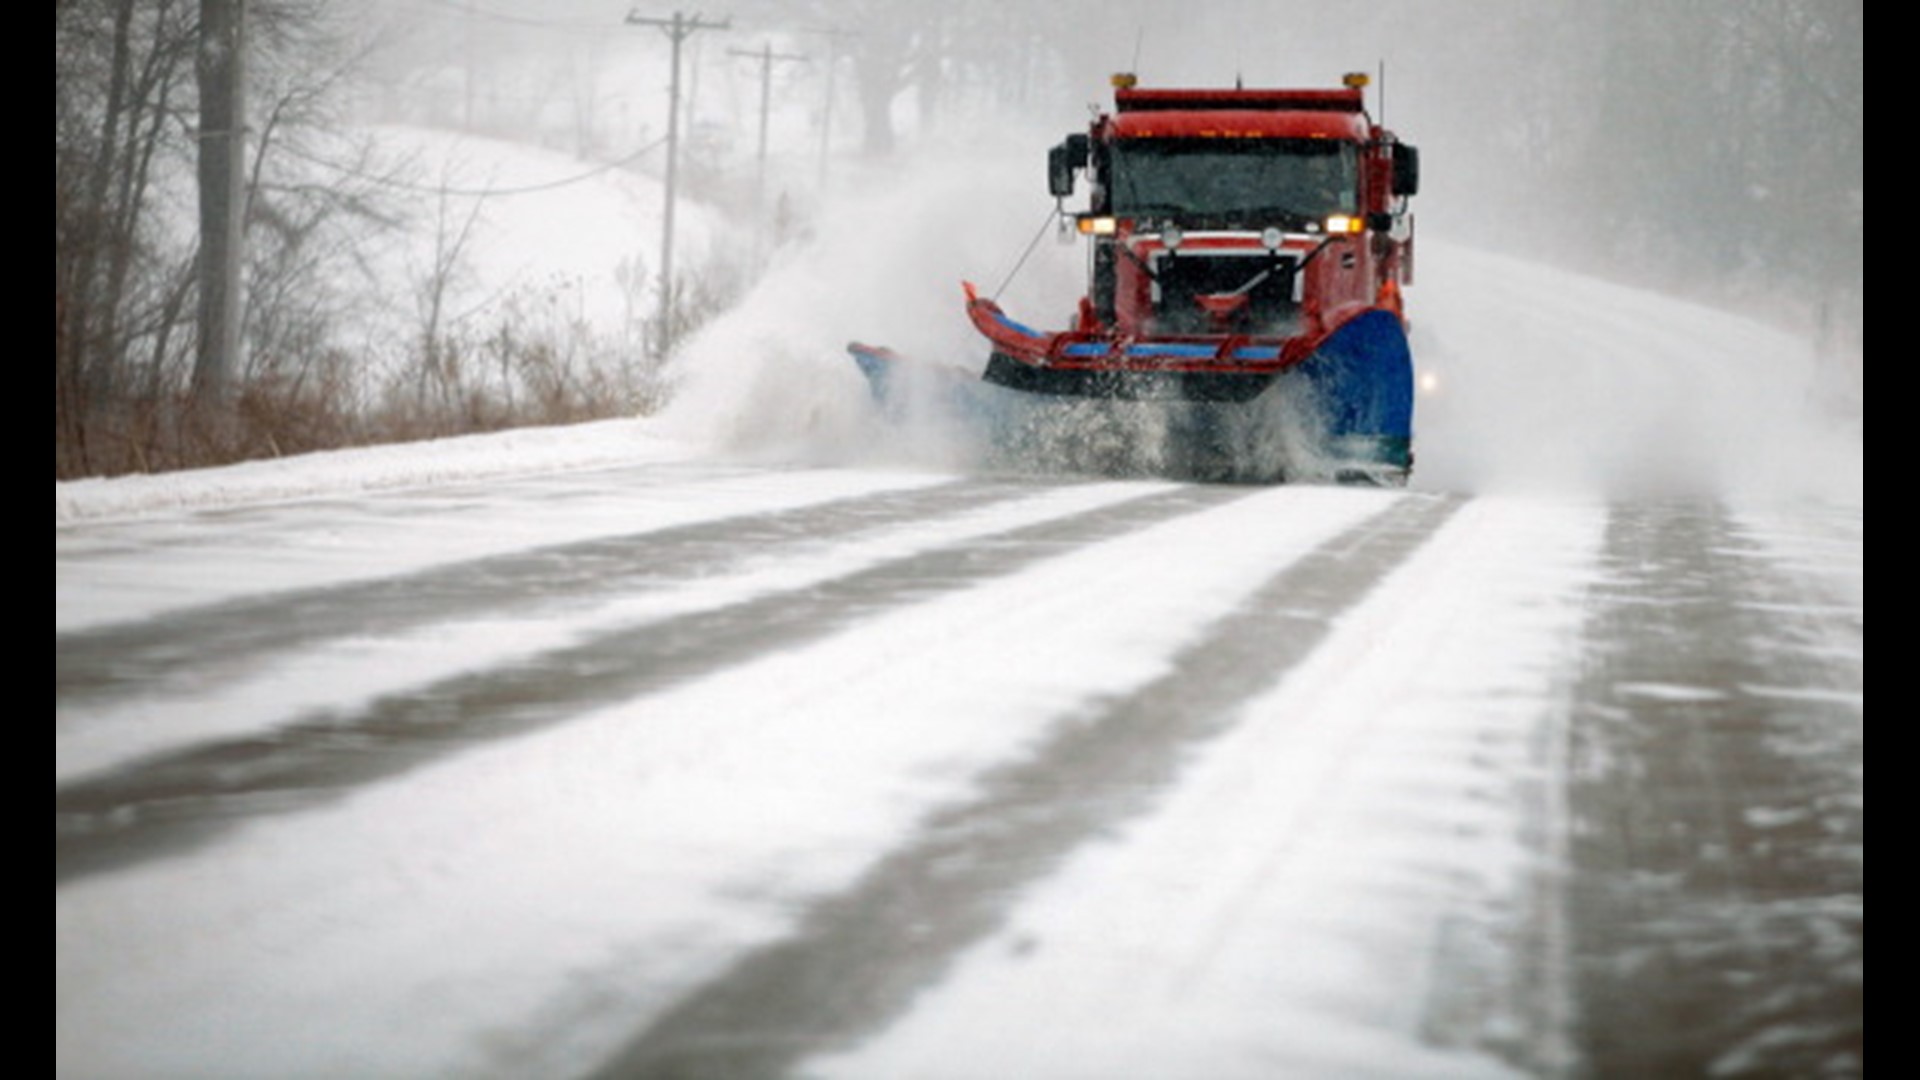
[1108,137,1359,220]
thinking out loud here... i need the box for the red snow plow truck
[851,72,1421,484]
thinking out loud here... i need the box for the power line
[415,0,610,33]
[272,135,670,198]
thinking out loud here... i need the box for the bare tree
[57,0,199,473]
[56,0,402,477]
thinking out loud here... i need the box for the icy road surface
[56,244,1861,1078]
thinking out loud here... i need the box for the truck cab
[1052,74,1418,343]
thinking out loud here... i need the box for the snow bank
[1409,241,1862,506]
[54,418,699,525]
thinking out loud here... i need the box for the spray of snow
[652,136,1859,506]
[654,130,1086,471]
[1405,241,1859,504]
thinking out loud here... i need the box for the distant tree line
[1426,0,1862,344]
[830,0,1862,346]
[364,0,1863,359]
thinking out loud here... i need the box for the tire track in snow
[55,483,1249,885]
[1565,501,1863,1077]
[584,492,1464,1080]
[56,478,1038,711]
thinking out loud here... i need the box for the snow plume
[656,138,1859,504]
[656,135,1085,472]
[1407,241,1860,506]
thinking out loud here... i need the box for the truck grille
[1150,250,1300,336]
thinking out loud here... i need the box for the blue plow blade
[847,310,1413,485]
[1282,308,1415,479]
[847,343,1022,429]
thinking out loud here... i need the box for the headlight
[1076,216,1117,235]
[1160,224,1183,250]
[1325,214,1364,234]
[1261,226,1284,250]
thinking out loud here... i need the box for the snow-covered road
[56,238,1861,1077]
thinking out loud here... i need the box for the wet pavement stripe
[57,478,1057,709]
[55,484,1252,886]
[584,492,1464,1080]
[1564,502,1863,1077]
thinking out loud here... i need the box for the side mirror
[1048,145,1074,197]
[1049,133,1091,198]
[1391,143,1420,197]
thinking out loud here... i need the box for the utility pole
[803,26,857,192]
[727,42,806,252]
[462,0,475,131]
[194,0,247,403]
[626,8,729,358]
